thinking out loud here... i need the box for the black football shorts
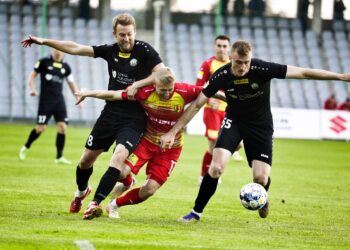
[37,98,68,125]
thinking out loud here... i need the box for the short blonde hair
[232,40,252,56]
[112,13,136,33]
[155,67,175,85]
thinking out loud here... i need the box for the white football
[240,183,268,210]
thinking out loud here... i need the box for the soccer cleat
[258,201,269,218]
[83,201,103,220]
[232,151,243,161]
[106,203,120,219]
[109,176,136,199]
[55,156,72,165]
[177,211,200,222]
[70,187,92,213]
[19,146,28,160]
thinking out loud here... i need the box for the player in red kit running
[196,35,243,185]
[75,67,226,219]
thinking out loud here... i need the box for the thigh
[115,120,144,155]
[203,108,226,141]
[125,138,154,175]
[146,146,182,186]
[85,111,118,151]
[36,101,53,125]
[53,98,68,124]
[241,122,273,167]
[215,117,242,154]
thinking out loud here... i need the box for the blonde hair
[155,67,175,85]
[112,13,136,33]
[232,40,252,56]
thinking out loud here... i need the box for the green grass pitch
[0,123,349,249]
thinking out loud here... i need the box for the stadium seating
[0,6,350,122]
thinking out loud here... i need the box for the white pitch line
[75,240,95,250]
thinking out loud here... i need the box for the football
[239,183,268,210]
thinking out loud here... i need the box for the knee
[140,184,158,200]
[209,163,225,178]
[57,123,67,134]
[35,125,46,133]
[110,148,129,167]
[79,154,94,169]
[253,175,268,186]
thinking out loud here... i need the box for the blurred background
[0,0,349,124]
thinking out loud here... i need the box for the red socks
[201,151,212,176]
[116,187,143,207]
[121,173,133,187]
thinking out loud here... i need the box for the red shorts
[203,108,226,141]
[125,137,182,185]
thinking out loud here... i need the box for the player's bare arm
[75,90,124,105]
[28,71,38,96]
[212,91,226,102]
[286,65,350,81]
[21,35,94,57]
[160,92,208,149]
[126,62,165,98]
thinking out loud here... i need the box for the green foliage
[0,124,349,249]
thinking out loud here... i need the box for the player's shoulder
[133,40,154,52]
[211,63,231,78]
[203,56,216,65]
[138,85,156,99]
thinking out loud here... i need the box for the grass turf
[0,123,349,249]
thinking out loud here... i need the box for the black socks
[194,173,219,213]
[25,129,41,148]
[76,166,93,191]
[56,133,65,159]
[93,167,121,204]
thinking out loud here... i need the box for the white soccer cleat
[19,146,28,160]
[110,176,136,199]
[232,151,243,161]
[55,157,72,165]
[106,203,120,219]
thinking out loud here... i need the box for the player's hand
[74,91,86,105]
[126,85,137,100]
[160,132,175,150]
[340,73,350,82]
[29,90,38,96]
[208,98,220,110]
[21,35,44,48]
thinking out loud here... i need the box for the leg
[252,160,271,219]
[19,124,46,160]
[55,122,70,163]
[232,140,244,161]
[199,139,215,180]
[69,148,103,213]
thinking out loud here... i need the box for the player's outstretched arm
[286,65,350,82]
[74,90,124,105]
[127,63,165,98]
[160,92,208,149]
[21,35,94,57]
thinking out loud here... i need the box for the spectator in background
[338,97,350,111]
[78,0,90,21]
[324,94,338,110]
[233,0,246,19]
[333,0,346,21]
[248,0,265,18]
[297,0,310,37]
[221,0,229,17]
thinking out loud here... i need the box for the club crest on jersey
[61,68,66,74]
[251,83,259,89]
[130,58,138,67]
[112,70,116,78]
[45,74,53,81]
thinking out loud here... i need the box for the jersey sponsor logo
[234,79,249,85]
[238,91,264,100]
[251,83,259,89]
[130,58,138,67]
[53,62,63,68]
[197,70,204,79]
[118,52,131,58]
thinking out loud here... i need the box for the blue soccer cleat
[177,211,201,222]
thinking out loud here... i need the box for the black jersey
[34,56,72,100]
[92,40,162,118]
[202,59,287,123]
